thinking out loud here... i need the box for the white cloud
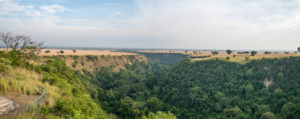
[0,0,300,50]
[40,4,70,14]
[130,0,300,50]
[111,11,121,16]
[0,0,24,15]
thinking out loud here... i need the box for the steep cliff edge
[62,55,147,72]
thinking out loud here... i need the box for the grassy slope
[0,52,109,118]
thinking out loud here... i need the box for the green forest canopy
[1,49,300,119]
[79,53,300,119]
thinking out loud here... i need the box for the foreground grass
[0,51,109,118]
[0,68,58,107]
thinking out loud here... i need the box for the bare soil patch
[1,92,37,106]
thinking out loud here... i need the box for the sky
[0,0,300,50]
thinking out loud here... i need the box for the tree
[59,50,64,54]
[298,47,300,52]
[255,105,270,118]
[146,97,163,112]
[0,32,43,52]
[226,57,230,60]
[215,92,225,101]
[45,50,51,54]
[284,52,289,54]
[73,50,77,53]
[0,32,12,51]
[260,112,276,119]
[251,51,257,56]
[211,51,219,55]
[264,51,271,55]
[245,84,254,97]
[281,102,296,118]
[0,32,43,60]
[226,49,232,55]
[142,111,177,119]
[245,56,250,61]
[223,106,243,118]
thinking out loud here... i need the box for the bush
[86,55,98,61]
[72,61,78,68]
[245,56,250,61]
[42,74,64,86]
[0,58,12,74]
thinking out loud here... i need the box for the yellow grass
[39,49,137,56]
[138,50,300,63]
[189,51,300,63]
[0,68,58,107]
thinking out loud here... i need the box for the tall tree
[211,51,219,55]
[0,32,12,51]
[260,112,276,119]
[251,51,257,56]
[0,32,43,52]
[226,49,233,55]
[281,102,296,119]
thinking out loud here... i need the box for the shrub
[211,51,219,55]
[72,61,78,68]
[42,74,63,86]
[0,58,12,74]
[251,51,257,56]
[245,56,250,61]
[86,55,98,61]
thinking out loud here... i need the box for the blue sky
[0,0,300,50]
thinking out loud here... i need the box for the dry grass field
[138,50,186,54]
[188,51,300,63]
[39,49,137,56]
[138,50,300,63]
[0,48,137,56]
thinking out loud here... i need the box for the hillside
[0,51,109,118]
[78,55,300,119]
[1,49,300,119]
[63,55,146,72]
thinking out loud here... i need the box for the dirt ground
[0,92,38,106]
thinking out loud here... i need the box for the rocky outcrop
[0,96,19,115]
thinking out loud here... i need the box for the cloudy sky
[0,0,300,50]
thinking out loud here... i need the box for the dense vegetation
[161,57,300,118]
[0,51,109,118]
[80,56,300,119]
[136,52,187,66]
[1,45,300,118]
